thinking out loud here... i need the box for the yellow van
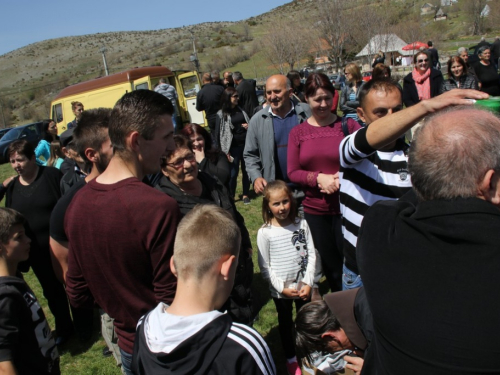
[50,66,206,133]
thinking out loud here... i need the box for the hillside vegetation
[0,0,498,126]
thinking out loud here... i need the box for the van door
[176,71,206,127]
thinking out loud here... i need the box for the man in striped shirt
[339,80,412,290]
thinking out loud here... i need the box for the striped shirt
[339,127,412,273]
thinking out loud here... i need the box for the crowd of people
[1,40,500,375]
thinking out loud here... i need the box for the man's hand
[254,177,267,194]
[344,355,364,375]
[420,89,488,114]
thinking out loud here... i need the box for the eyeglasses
[417,59,429,63]
[166,154,196,169]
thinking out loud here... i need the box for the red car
[362,71,372,82]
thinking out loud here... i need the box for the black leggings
[304,213,343,292]
[273,298,307,359]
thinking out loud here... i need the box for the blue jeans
[342,264,363,290]
[229,143,250,198]
[119,348,133,375]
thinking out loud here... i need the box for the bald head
[265,75,293,117]
[409,107,500,201]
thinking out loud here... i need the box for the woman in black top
[216,87,251,203]
[0,140,73,344]
[474,46,500,96]
[180,123,230,188]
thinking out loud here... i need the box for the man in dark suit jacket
[233,71,258,117]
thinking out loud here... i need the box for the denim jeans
[119,348,133,375]
[342,264,363,290]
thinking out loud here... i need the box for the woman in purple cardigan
[287,73,361,292]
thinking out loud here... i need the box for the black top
[402,68,444,107]
[358,197,500,374]
[3,167,62,260]
[198,151,230,188]
[473,62,500,96]
[0,276,60,374]
[196,84,225,124]
[50,178,86,243]
[230,109,247,145]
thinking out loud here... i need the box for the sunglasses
[417,59,429,63]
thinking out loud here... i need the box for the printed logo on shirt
[398,168,409,181]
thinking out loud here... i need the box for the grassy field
[0,162,321,374]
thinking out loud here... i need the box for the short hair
[109,90,173,152]
[304,73,335,98]
[211,70,220,80]
[159,78,167,84]
[7,140,34,160]
[409,107,500,200]
[358,79,401,109]
[428,41,433,47]
[414,50,431,64]
[372,63,391,80]
[233,71,243,81]
[173,204,241,280]
[477,45,491,57]
[457,47,468,56]
[0,208,26,244]
[73,108,111,162]
[447,56,468,78]
[295,300,342,364]
[162,134,192,167]
[202,72,212,83]
[261,180,298,225]
[344,63,362,82]
[71,101,83,110]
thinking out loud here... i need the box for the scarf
[412,68,431,101]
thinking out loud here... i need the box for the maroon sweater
[288,118,361,215]
[65,177,180,354]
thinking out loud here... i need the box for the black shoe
[102,347,113,357]
[243,196,250,205]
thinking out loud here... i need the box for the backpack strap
[341,116,350,137]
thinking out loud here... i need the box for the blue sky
[0,0,289,55]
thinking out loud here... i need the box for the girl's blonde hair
[47,140,64,167]
[261,180,298,225]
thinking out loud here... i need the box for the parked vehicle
[0,122,43,163]
[328,75,341,90]
[50,66,204,133]
[362,71,373,82]
[0,128,13,140]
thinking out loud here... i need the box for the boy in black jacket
[0,208,60,374]
[132,205,276,375]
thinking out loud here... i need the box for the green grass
[0,162,319,374]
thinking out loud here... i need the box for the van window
[52,104,63,123]
[180,76,199,98]
[135,83,149,90]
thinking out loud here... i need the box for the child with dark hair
[257,180,318,375]
[0,208,60,374]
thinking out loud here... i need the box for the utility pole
[100,47,110,76]
[0,101,5,128]
[190,34,200,72]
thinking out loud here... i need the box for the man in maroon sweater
[65,90,179,375]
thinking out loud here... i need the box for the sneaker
[243,196,250,205]
[285,360,302,375]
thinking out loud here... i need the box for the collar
[268,100,295,119]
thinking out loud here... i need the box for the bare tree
[262,18,310,74]
[465,0,488,35]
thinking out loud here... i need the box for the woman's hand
[193,146,205,163]
[317,172,340,194]
[281,288,299,298]
[298,284,311,301]
[2,176,15,187]
[242,122,249,130]
[344,356,364,375]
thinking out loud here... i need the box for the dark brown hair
[161,135,193,168]
[7,140,35,160]
[447,56,468,78]
[372,63,391,80]
[180,123,220,163]
[304,73,335,98]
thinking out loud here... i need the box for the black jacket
[236,79,258,118]
[402,68,444,107]
[196,84,224,127]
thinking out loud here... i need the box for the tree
[465,0,488,35]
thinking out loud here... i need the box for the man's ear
[220,254,236,281]
[84,148,97,163]
[321,331,339,342]
[357,107,366,123]
[126,131,141,154]
[478,169,500,206]
[170,256,178,278]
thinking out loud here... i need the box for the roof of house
[356,34,411,57]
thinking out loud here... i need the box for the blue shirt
[270,103,298,182]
